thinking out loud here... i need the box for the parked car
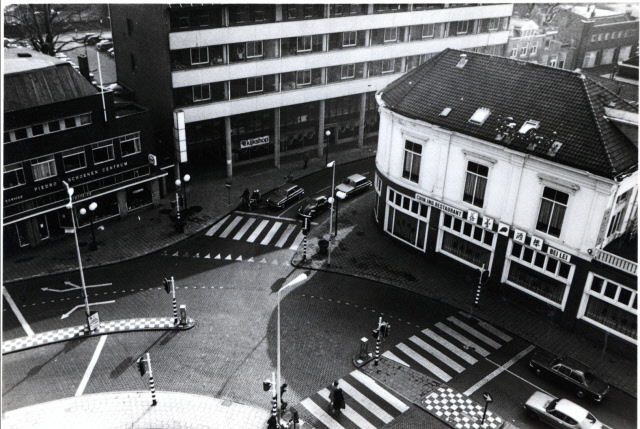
[85,34,102,45]
[54,52,68,60]
[96,39,113,51]
[529,350,610,402]
[335,174,372,198]
[267,184,304,209]
[298,195,330,218]
[524,391,611,429]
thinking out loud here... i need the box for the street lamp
[324,130,331,166]
[174,179,183,233]
[334,191,347,238]
[79,201,98,251]
[62,181,93,330]
[182,174,191,211]
[326,160,336,266]
[277,273,308,424]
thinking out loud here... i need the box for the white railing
[593,249,637,276]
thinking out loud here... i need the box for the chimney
[77,55,91,82]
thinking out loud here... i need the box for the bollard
[179,304,187,325]
[359,337,369,359]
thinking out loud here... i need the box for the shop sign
[497,222,510,236]
[548,246,571,262]
[514,229,527,244]
[595,208,611,246]
[530,236,544,250]
[240,135,269,149]
[467,210,479,224]
[415,193,464,218]
[482,216,494,230]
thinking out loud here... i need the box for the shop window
[457,21,469,34]
[15,221,30,247]
[191,47,209,65]
[402,140,422,183]
[92,141,115,164]
[341,64,355,79]
[62,147,87,172]
[3,162,26,189]
[343,31,357,47]
[247,41,263,58]
[247,77,264,93]
[120,133,141,157]
[297,36,312,52]
[193,84,211,102]
[440,212,495,269]
[296,70,311,86]
[463,161,488,208]
[536,187,568,237]
[385,188,429,251]
[384,28,398,43]
[31,154,57,181]
[422,24,435,38]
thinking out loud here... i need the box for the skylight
[519,120,540,134]
[469,108,491,125]
[456,54,468,69]
[440,107,452,117]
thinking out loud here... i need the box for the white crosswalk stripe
[261,222,282,245]
[247,219,269,243]
[205,215,229,236]
[205,215,304,249]
[435,322,490,357]
[422,328,477,365]
[289,230,305,250]
[396,343,452,382]
[447,316,501,349]
[339,379,394,424]
[409,336,465,373]
[275,224,297,248]
[349,371,410,412]
[233,218,256,240]
[382,351,410,367]
[300,398,347,429]
[318,388,377,429]
[219,216,243,238]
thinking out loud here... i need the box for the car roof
[560,356,591,372]
[282,184,299,192]
[312,195,326,200]
[348,174,367,181]
[556,399,589,422]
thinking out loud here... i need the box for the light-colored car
[335,173,372,198]
[524,391,611,429]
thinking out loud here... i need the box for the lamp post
[334,191,347,239]
[326,160,336,266]
[277,273,308,424]
[324,130,331,166]
[174,179,183,233]
[62,181,92,330]
[182,174,191,211]
[79,201,98,251]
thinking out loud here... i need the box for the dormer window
[469,108,491,125]
[440,107,452,117]
[519,120,540,134]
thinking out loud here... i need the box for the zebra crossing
[205,214,305,250]
[299,370,410,429]
[381,312,512,383]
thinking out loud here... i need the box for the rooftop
[3,49,66,75]
[379,49,638,180]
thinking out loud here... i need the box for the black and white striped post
[171,276,178,324]
[302,217,309,261]
[147,353,157,406]
[374,316,382,366]
[471,264,487,318]
[271,372,277,418]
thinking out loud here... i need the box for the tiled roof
[380,49,638,180]
[4,61,98,112]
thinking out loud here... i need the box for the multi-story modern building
[374,49,638,354]
[505,18,574,68]
[3,49,165,250]
[552,4,638,70]
[109,4,512,177]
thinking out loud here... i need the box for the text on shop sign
[547,247,571,262]
[240,136,269,149]
[415,193,463,218]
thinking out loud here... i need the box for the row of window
[4,113,92,143]
[583,45,634,68]
[3,133,141,189]
[590,28,636,43]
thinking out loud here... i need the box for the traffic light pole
[471,264,486,318]
[171,277,178,324]
[138,353,157,406]
[375,317,382,366]
[271,372,277,419]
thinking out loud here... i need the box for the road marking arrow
[61,300,115,319]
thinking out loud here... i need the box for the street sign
[88,312,100,331]
[483,392,493,403]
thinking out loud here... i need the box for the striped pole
[171,276,178,324]
[474,264,485,308]
[271,371,277,418]
[303,236,307,261]
[374,316,382,366]
[146,353,157,406]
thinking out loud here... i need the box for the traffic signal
[163,278,171,294]
[372,328,380,340]
[380,322,390,339]
[263,379,272,392]
[137,356,146,376]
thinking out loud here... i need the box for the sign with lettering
[497,222,510,236]
[88,312,100,331]
[240,135,269,149]
[548,246,571,262]
[467,210,479,224]
[595,208,611,246]
[514,229,526,244]
[415,193,464,218]
[482,216,494,230]
[530,236,544,250]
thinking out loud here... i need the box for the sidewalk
[3,147,376,284]
[291,192,637,397]
[1,391,269,429]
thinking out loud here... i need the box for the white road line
[318,388,377,429]
[235,211,299,222]
[350,370,410,412]
[448,316,502,349]
[464,345,535,396]
[75,335,107,397]
[409,336,465,373]
[247,220,269,242]
[300,398,347,429]
[233,218,256,240]
[3,286,34,336]
[477,320,512,343]
[436,322,489,357]
[396,343,451,382]
[219,216,243,238]
[205,215,229,236]
[261,222,282,245]
[340,379,394,424]
[275,224,296,248]
[422,328,477,365]
[382,351,410,367]
[289,230,305,250]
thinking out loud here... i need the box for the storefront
[437,212,496,270]
[384,186,431,251]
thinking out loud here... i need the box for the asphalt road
[2,158,636,428]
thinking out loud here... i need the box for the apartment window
[457,21,469,34]
[541,55,548,65]
[31,155,57,181]
[544,39,551,49]
[591,34,598,42]
[92,141,115,164]
[618,30,624,38]
[510,47,518,57]
[536,187,568,237]
[601,48,615,65]
[296,36,312,53]
[520,43,528,56]
[382,59,395,73]
[296,70,311,86]
[30,124,44,137]
[191,47,209,65]
[550,56,558,67]
[384,28,397,42]
[246,41,263,58]
[598,34,603,41]
[488,18,499,31]
[193,84,211,102]
[529,42,538,55]
[62,147,87,172]
[422,24,435,38]
[3,162,25,189]
[341,64,355,79]
[463,161,489,208]
[334,4,344,15]
[303,5,314,18]
[130,54,137,71]
[557,53,566,69]
[582,51,597,68]
[120,133,142,157]
[127,18,133,36]
[402,140,422,183]
[343,31,357,47]
[611,32,616,40]
[247,77,264,93]
[604,32,610,40]
[48,120,61,132]
[64,117,77,129]
[198,12,210,26]
[79,114,92,125]
[619,46,632,61]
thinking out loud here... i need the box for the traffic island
[2,316,196,355]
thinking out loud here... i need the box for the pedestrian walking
[332,387,346,413]
[302,152,310,169]
[328,380,339,412]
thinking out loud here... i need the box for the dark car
[298,195,329,218]
[335,174,372,198]
[267,184,304,209]
[96,39,113,51]
[529,350,610,402]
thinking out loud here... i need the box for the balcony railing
[593,249,638,276]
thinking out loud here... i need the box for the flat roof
[3,49,66,75]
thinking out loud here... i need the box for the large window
[441,214,495,269]
[246,41,263,58]
[343,31,357,47]
[382,59,395,73]
[463,161,488,208]
[402,140,422,183]
[247,77,264,93]
[193,84,211,102]
[191,47,208,65]
[422,24,435,38]
[3,162,25,189]
[536,187,569,237]
[385,188,430,251]
[62,147,87,172]
[341,64,355,79]
[457,21,469,34]
[296,70,311,86]
[31,155,57,181]
[297,36,312,52]
[384,27,398,42]
[120,133,141,157]
[92,141,115,164]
